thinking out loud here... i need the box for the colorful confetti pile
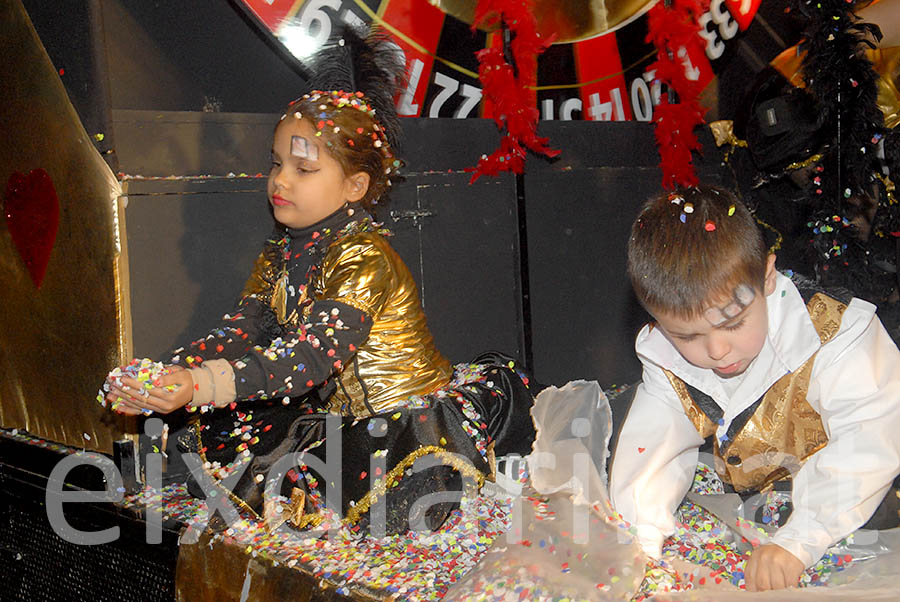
[121,481,516,600]
[443,494,645,601]
[118,172,266,181]
[0,429,888,600]
[630,463,865,599]
[96,358,178,413]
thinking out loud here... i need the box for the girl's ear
[763,253,778,296]
[345,171,370,203]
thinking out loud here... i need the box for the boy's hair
[627,186,768,320]
[277,28,406,210]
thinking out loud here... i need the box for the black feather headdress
[278,27,409,208]
[300,26,406,151]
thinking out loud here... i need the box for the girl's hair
[627,185,769,320]
[277,28,406,210]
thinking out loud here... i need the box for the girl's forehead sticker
[291,136,318,161]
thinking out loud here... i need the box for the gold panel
[176,531,385,601]
[0,0,131,453]
[431,0,657,43]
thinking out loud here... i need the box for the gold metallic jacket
[664,292,846,492]
[259,231,452,417]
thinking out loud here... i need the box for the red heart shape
[638,447,646,453]
[724,0,761,31]
[4,169,60,288]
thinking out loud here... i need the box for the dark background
[22,0,747,387]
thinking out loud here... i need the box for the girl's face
[268,117,369,229]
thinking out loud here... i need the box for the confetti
[0,428,878,599]
[97,358,179,412]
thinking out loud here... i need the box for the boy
[610,186,900,591]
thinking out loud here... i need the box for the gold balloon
[431,0,656,43]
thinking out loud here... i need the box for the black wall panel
[524,121,725,387]
[123,180,274,359]
[384,119,524,365]
[119,111,726,389]
[22,0,118,168]
[389,173,523,364]
[119,114,524,367]
[98,0,307,113]
[23,0,731,390]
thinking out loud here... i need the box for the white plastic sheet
[445,381,647,601]
[446,380,900,600]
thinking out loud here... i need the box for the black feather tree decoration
[797,0,883,195]
[794,0,899,299]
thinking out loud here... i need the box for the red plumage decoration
[646,0,709,189]
[467,0,560,183]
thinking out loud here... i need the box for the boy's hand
[744,543,804,591]
[106,366,194,415]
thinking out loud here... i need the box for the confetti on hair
[277,28,407,207]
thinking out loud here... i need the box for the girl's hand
[744,543,804,591]
[106,365,194,415]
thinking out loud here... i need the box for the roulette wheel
[233,0,764,120]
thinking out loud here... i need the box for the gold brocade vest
[244,231,451,417]
[663,293,847,493]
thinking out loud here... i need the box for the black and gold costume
[662,281,900,530]
[169,206,535,534]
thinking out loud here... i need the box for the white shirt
[609,272,900,567]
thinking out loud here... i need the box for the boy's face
[654,255,778,379]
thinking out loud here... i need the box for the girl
[104,29,535,535]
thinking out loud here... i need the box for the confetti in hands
[97,358,181,415]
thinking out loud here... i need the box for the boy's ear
[345,171,370,203]
[763,254,778,295]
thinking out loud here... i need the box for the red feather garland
[467,0,560,183]
[646,0,709,189]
